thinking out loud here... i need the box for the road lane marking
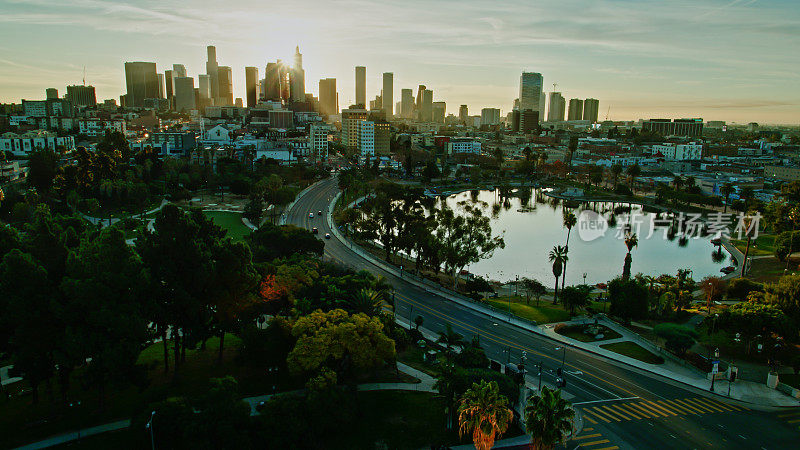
[585,408,613,422]
[574,433,602,440]
[579,439,610,447]
[599,406,628,421]
[778,411,800,418]
[673,399,711,414]
[583,415,598,424]
[641,401,677,416]
[594,447,619,450]
[610,404,642,420]
[657,400,694,415]
[573,397,640,406]
[686,397,726,413]
[626,402,660,418]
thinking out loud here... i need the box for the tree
[739,212,758,277]
[626,164,641,194]
[560,285,591,315]
[346,288,387,316]
[622,232,638,280]
[727,278,763,300]
[654,323,697,356]
[549,245,568,304]
[560,210,577,291]
[720,183,734,213]
[521,277,547,305]
[610,164,623,189]
[27,147,60,192]
[764,274,800,322]
[247,223,324,263]
[699,276,726,313]
[437,323,466,354]
[608,276,649,321]
[524,386,575,450]
[457,380,514,450]
[243,198,264,225]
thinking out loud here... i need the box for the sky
[0,0,798,124]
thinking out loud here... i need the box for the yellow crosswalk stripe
[580,439,610,447]
[687,398,727,413]
[611,404,643,420]
[659,399,696,415]
[643,401,678,416]
[574,433,602,440]
[787,418,800,424]
[587,407,616,422]
[583,415,598,424]
[708,398,747,411]
[595,447,619,450]
[675,398,714,414]
[583,428,594,432]
[601,405,630,421]
[778,411,800,418]
[627,402,661,418]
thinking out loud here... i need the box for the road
[287,177,799,450]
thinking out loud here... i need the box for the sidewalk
[325,191,800,409]
[14,420,131,450]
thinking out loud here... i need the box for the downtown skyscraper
[124,61,159,107]
[291,46,305,102]
[382,72,393,118]
[355,66,366,108]
[519,72,543,115]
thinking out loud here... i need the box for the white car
[309,212,314,218]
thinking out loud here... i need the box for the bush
[455,346,489,369]
[230,176,252,195]
[727,278,763,300]
[614,184,632,196]
[654,323,698,356]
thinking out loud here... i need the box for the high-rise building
[157,73,165,99]
[66,85,97,107]
[264,62,281,101]
[173,77,196,111]
[245,66,259,108]
[359,121,376,156]
[432,101,446,123]
[421,89,433,122]
[217,66,233,106]
[547,92,566,122]
[46,88,58,100]
[278,60,291,101]
[415,85,426,113]
[583,98,599,123]
[481,108,501,126]
[309,123,332,161]
[519,109,540,133]
[164,70,174,100]
[206,45,219,101]
[459,105,468,124]
[643,118,704,137]
[382,72,393,118]
[291,46,305,102]
[124,62,159,108]
[172,64,187,78]
[355,66,366,108]
[400,88,413,119]
[198,75,211,100]
[342,108,368,148]
[519,72,543,114]
[567,99,584,121]
[318,78,338,116]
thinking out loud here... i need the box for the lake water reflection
[442,188,732,286]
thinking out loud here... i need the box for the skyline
[1,0,799,123]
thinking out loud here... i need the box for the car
[308,212,314,218]
[325,233,331,239]
[720,266,735,274]
[318,210,323,215]
[256,401,267,412]
[312,227,318,234]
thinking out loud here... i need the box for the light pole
[146,410,156,450]
[710,347,720,392]
[555,346,566,369]
[583,272,587,285]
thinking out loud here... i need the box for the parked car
[312,227,318,234]
[318,210,323,215]
[720,266,735,274]
[309,212,314,218]
[325,233,331,239]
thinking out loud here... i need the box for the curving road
[287,177,799,450]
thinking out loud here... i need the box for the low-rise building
[0,131,76,156]
[764,165,800,181]
[78,118,127,137]
[149,131,197,157]
[447,137,482,155]
[651,142,703,160]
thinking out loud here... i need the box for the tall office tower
[172,64,187,78]
[264,62,281,101]
[400,89,414,119]
[432,101,446,123]
[46,88,58,100]
[382,72,393,118]
[217,66,233,106]
[567,99,584,121]
[355,66,366,107]
[519,72,543,114]
[583,98,599,123]
[459,104,468,123]
[206,45,219,101]
[278,60,291,101]
[291,46,305,102]
[318,78,338,116]
[66,85,97,107]
[415,85,426,112]
[124,62,159,107]
[157,73,165,98]
[547,92,566,122]
[421,89,433,122]
[481,108,501,126]
[173,77,196,111]
[342,107,369,148]
[198,75,211,100]
[245,66,259,108]
[164,70,174,99]
[540,92,547,118]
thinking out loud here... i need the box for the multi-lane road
[287,176,800,449]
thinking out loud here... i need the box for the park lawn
[326,391,462,449]
[485,297,571,324]
[202,210,252,241]
[0,333,286,449]
[600,341,665,365]
[397,346,441,377]
[746,256,796,283]
[731,234,777,257]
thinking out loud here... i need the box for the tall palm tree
[457,380,514,450]
[524,386,575,450]
[622,232,638,280]
[347,288,386,316]
[610,164,623,189]
[560,211,577,291]
[549,245,568,304]
[626,164,641,194]
[437,323,465,354]
[787,206,800,271]
[740,211,758,277]
[720,183,734,213]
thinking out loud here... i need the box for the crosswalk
[570,427,617,449]
[777,410,800,430]
[581,397,748,424]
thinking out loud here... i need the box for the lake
[442,188,733,286]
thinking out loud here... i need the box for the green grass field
[202,210,252,241]
[600,341,665,365]
[485,297,571,324]
[731,233,777,256]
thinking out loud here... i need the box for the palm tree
[622,232,638,280]
[626,164,641,194]
[740,212,758,277]
[787,206,800,271]
[437,323,465,354]
[560,211,577,291]
[610,164,623,189]
[672,176,683,191]
[347,288,386,316]
[549,245,568,304]
[524,386,575,450]
[720,183,734,213]
[457,380,514,450]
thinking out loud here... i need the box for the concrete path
[13,420,131,450]
[1,365,22,387]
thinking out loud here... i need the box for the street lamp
[555,346,566,369]
[710,347,720,392]
[583,272,587,285]
[145,411,156,450]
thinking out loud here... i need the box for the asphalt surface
[287,176,800,450]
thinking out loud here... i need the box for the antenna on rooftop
[82,66,86,86]
[605,105,611,121]
[552,83,557,92]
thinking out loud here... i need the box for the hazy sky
[1,0,798,123]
